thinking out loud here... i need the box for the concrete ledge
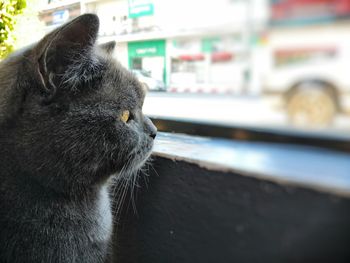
[153,132,350,197]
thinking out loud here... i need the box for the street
[143,92,350,132]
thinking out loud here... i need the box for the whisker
[130,170,140,216]
[148,162,160,177]
[110,156,133,219]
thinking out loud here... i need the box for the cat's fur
[0,14,156,262]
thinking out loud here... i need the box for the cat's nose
[150,130,157,139]
[144,116,157,139]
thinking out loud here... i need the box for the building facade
[38,0,269,94]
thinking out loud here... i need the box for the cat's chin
[136,151,153,171]
[123,148,153,175]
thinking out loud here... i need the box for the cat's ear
[34,14,100,97]
[99,41,116,54]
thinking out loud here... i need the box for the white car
[131,69,166,92]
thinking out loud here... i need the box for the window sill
[153,132,350,197]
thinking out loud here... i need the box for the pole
[80,0,86,14]
[245,0,253,95]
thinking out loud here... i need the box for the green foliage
[0,0,27,58]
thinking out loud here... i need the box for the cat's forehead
[100,55,146,108]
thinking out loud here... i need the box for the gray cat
[0,14,156,262]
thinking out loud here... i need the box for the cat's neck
[0,134,111,200]
[0,155,106,202]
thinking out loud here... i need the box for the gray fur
[0,14,156,262]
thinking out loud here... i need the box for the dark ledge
[153,132,350,197]
[113,133,350,263]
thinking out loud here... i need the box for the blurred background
[4,0,350,133]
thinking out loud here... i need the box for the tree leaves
[0,0,27,58]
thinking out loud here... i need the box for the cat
[0,14,156,263]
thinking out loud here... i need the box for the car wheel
[286,83,337,127]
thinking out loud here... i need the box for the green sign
[128,40,165,58]
[128,0,154,18]
[201,37,221,53]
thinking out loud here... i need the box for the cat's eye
[121,110,130,123]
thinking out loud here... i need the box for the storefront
[127,40,166,83]
[168,35,245,93]
[271,0,350,25]
[127,35,249,93]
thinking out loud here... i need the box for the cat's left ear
[34,14,100,97]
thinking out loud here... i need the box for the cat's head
[0,14,157,192]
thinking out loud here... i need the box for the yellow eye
[121,110,130,123]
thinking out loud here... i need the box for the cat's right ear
[34,14,100,100]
